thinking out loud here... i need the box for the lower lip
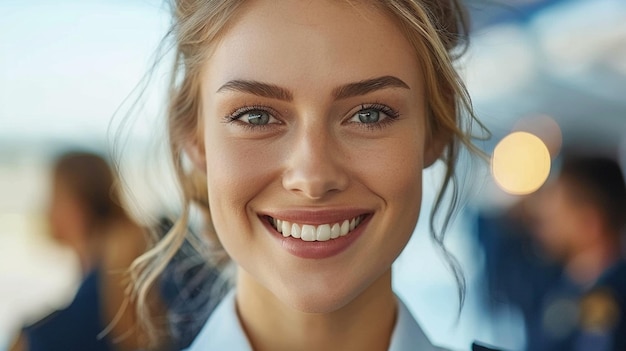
[262,216,370,259]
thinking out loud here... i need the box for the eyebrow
[217,80,293,101]
[332,76,410,99]
[216,75,410,101]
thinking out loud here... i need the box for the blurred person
[529,156,626,351]
[9,151,150,351]
[475,200,562,328]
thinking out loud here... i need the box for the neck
[236,269,397,351]
[75,230,106,275]
[565,237,620,287]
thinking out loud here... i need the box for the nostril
[281,169,349,199]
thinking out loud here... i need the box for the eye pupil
[247,111,270,125]
[358,109,380,123]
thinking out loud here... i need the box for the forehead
[203,0,422,93]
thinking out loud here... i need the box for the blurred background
[1,0,625,350]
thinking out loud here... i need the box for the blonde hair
[130,0,487,344]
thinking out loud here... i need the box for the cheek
[355,131,425,240]
[48,204,64,240]
[204,135,281,196]
[202,129,280,244]
[356,130,425,205]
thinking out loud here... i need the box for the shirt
[185,290,449,351]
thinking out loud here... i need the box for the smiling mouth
[266,215,367,242]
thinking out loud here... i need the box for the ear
[184,136,207,173]
[423,129,450,168]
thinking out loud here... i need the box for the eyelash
[223,104,280,131]
[222,103,401,131]
[352,103,400,131]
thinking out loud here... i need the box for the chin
[271,272,373,314]
[282,289,357,314]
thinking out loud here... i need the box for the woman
[11,152,149,351]
[132,0,496,350]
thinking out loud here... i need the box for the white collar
[185,290,447,351]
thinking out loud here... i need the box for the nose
[281,126,349,200]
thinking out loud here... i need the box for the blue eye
[348,104,399,128]
[225,106,279,128]
[246,110,271,125]
[356,109,381,124]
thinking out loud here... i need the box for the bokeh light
[513,114,563,159]
[491,132,551,195]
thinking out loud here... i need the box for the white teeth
[291,223,301,238]
[271,215,364,241]
[281,220,290,237]
[340,220,350,236]
[316,224,331,241]
[301,225,316,241]
[330,223,341,239]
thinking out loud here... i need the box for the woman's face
[198,0,435,312]
[48,176,85,248]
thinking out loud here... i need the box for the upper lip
[259,208,372,225]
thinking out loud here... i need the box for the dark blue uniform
[157,218,230,350]
[473,343,501,351]
[529,260,626,351]
[23,268,113,351]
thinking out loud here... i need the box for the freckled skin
[194,0,439,348]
